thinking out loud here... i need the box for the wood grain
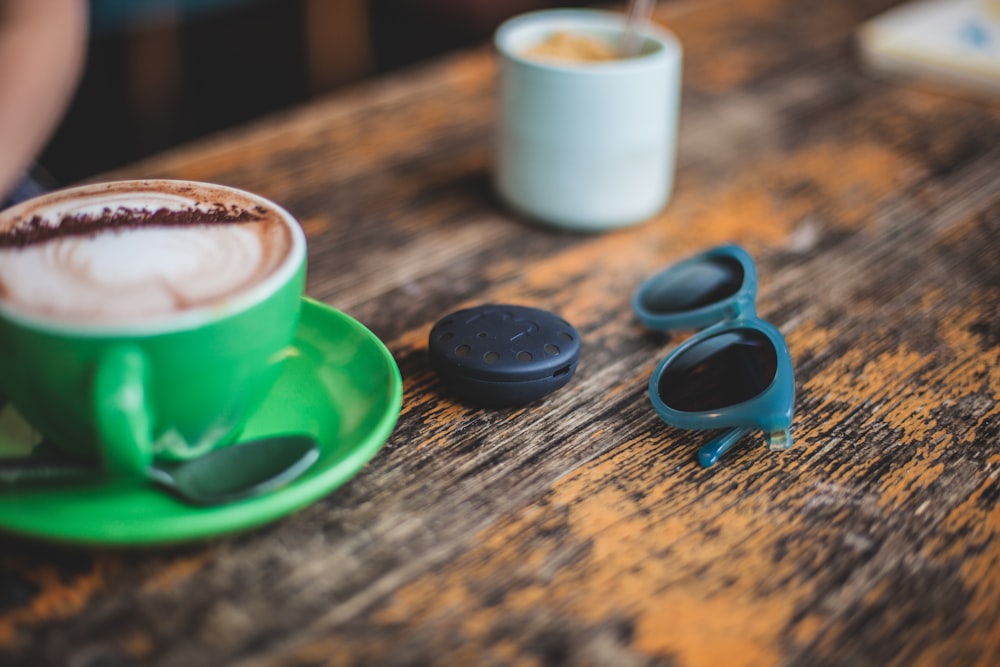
[1,0,999,665]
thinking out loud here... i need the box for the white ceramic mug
[494,9,682,232]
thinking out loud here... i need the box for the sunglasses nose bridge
[728,294,757,320]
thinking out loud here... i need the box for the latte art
[0,224,277,322]
[0,181,299,328]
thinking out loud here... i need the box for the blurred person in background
[2,0,572,207]
[0,0,87,206]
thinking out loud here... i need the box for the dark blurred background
[39,0,595,187]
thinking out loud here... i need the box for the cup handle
[93,345,154,478]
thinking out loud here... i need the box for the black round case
[428,304,581,406]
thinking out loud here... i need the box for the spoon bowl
[148,435,320,505]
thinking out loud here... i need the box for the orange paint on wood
[0,558,116,645]
[140,553,216,595]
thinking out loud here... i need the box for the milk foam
[0,181,297,327]
[0,225,269,321]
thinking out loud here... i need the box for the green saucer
[0,298,403,546]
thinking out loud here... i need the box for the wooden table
[3,0,999,664]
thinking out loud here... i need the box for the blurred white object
[494,9,682,232]
[857,0,1000,95]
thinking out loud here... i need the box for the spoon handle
[620,0,656,57]
[0,458,98,484]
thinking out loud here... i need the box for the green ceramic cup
[0,180,307,479]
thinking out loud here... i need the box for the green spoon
[0,434,320,506]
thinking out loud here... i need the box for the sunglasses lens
[657,328,777,412]
[640,256,744,315]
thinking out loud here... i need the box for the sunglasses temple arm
[697,427,753,467]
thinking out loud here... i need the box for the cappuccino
[521,31,620,63]
[0,181,299,328]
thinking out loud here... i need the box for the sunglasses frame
[632,244,795,467]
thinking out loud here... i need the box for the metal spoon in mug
[620,0,656,58]
[0,434,320,506]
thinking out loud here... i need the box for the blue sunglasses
[632,245,795,467]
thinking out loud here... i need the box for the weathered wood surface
[2,0,999,665]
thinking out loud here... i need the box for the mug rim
[0,179,307,337]
[494,8,682,75]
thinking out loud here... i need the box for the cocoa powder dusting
[0,204,268,249]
